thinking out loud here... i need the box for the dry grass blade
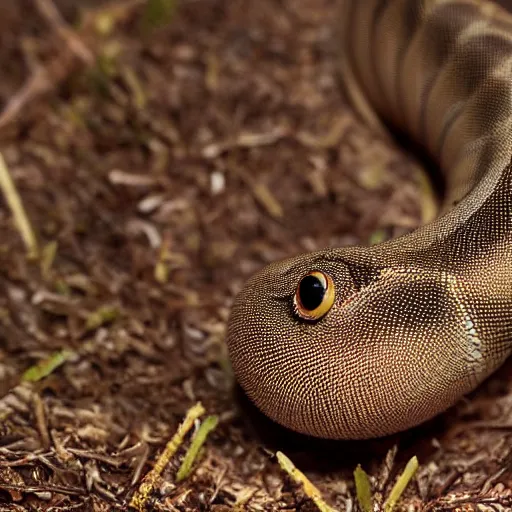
[235,167,284,220]
[129,402,205,511]
[276,451,337,512]
[176,414,219,482]
[354,464,373,512]
[202,127,288,159]
[0,153,39,259]
[383,456,419,512]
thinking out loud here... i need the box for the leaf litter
[0,0,509,510]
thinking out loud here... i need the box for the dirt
[0,1,510,511]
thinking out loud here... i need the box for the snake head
[227,248,483,439]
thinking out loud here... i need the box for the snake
[226,0,512,440]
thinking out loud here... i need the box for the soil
[0,1,510,511]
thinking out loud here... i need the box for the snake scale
[227,0,512,439]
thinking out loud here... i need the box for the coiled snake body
[227,0,512,439]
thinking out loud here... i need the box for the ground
[0,1,510,511]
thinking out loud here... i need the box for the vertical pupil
[299,275,325,310]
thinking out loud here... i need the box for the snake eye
[293,270,335,321]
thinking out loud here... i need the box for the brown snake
[227,0,512,439]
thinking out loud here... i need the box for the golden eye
[293,270,335,321]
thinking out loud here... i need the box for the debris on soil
[0,0,510,510]
[130,401,205,510]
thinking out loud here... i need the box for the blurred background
[0,1,509,510]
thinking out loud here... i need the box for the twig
[32,393,51,450]
[0,0,145,130]
[0,65,53,131]
[33,0,94,64]
[0,483,85,496]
